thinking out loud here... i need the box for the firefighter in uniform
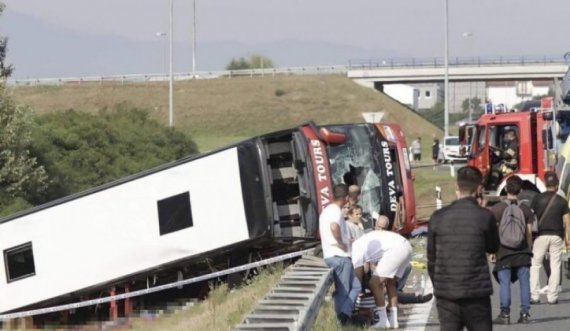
[490,130,519,189]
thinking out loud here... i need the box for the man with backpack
[489,175,534,324]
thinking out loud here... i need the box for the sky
[1,0,569,78]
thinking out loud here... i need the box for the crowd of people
[319,167,570,330]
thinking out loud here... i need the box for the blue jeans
[498,266,530,315]
[325,256,361,317]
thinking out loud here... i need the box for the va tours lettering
[311,139,331,207]
[381,141,398,213]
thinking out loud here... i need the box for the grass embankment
[10,75,441,152]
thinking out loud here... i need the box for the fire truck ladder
[234,255,332,331]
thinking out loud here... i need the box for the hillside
[10,75,441,151]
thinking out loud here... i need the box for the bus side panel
[0,148,251,313]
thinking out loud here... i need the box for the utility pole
[192,0,196,78]
[443,0,449,137]
[169,0,174,127]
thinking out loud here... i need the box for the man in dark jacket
[490,175,533,325]
[428,166,500,331]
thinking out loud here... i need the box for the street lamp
[192,0,196,78]
[443,0,449,137]
[462,32,474,122]
[168,0,174,128]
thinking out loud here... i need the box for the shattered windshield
[325,124,384,220]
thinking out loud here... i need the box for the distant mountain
[0,11,406,79]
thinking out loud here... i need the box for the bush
[30,104,198,202]
[274,89,286,97]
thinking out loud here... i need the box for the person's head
[375,215,390,230]
[456,166,483,198]
[505,130,516,142]
[348,205,363,224]
[505,175,523,196]
[348,185,361,204]
[544,171,559,191]
[333,183,349,206]
[341,202,350,218]
[417,137,422,141]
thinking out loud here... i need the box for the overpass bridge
[348,55,569,87]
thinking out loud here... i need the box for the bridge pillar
[373,81,384,92]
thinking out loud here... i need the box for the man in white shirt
[319,183,361,325]
[352,216,412,329]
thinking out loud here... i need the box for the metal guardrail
[0,249,315,321]
[234,255,332,331]
[348,55,568,70]
[7,65,348,86]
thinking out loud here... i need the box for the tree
[226,57,251,70]
[248,54,274,69]
[30,104,198,201]
[1,3,48,215]
[225,54,275,70]
[0,3,13,79]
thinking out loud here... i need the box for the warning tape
[0,248,315,321]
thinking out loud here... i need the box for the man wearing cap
[530,171,570,304]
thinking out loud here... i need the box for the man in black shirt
[490,175,533,324]
[530,171,570,304]
[428,166,500,331]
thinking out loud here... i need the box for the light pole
[168,0,174,128]
[443,0,449,137]
[192,0,196,78]
[462,32,473,122]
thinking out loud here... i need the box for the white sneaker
[539,286,548,294]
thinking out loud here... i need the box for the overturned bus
[0,121,416,324]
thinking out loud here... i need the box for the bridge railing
[7,65,348,87]
[348,55,568,70]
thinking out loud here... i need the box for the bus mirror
[319,128,347,145]
[542,129,554,149]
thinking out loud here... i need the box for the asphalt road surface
[400,262,570,330]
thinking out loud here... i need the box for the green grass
[10,75,442,152]
[122,266,284,331]
[413,166,457,220]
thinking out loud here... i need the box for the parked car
[438,136,467,163]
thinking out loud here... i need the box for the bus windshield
[325,124,385,220]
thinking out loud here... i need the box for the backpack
[498,200,526,249]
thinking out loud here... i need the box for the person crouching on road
[489,175,533,325]
[427,166,500,331]
[352,215,412,329]
[319,183,361,325]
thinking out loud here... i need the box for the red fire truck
[460,106,558,200]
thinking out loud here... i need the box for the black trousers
[436,296,492,331]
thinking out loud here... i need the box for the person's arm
[526,223,533,249]
[330,223,347,252]
[564,213,570,251]
[486,214,500,254]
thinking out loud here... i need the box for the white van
[438,136,467,163]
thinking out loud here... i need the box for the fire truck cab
[460,109,558,200]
